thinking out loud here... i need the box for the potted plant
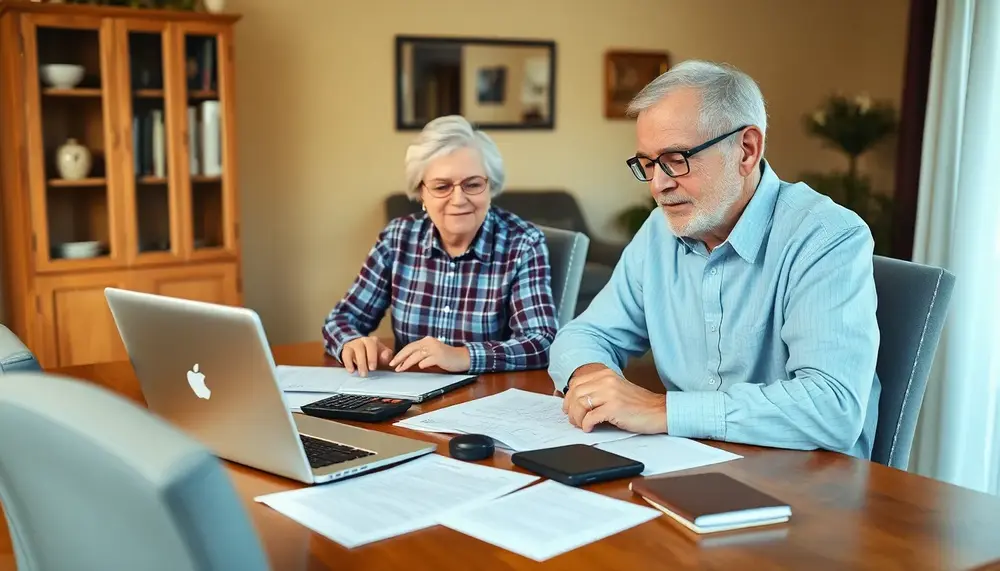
[800,93,898,255]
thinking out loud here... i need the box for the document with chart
[394,388,637,451]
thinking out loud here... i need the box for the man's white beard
[662,165,743,240]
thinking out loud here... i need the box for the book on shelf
[188,106,200,176]
[200,100,221,177]
[130,104,219,179]
[151,109,165,178]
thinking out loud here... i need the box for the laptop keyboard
[299,434,375,469]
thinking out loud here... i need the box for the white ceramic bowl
[40,64,85,89]
[60,241,102,259]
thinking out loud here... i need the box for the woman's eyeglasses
[420,176,489,198]
[626,125,749,181]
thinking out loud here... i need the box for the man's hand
[389,336,471,373]
[341,336,394,377]
[563,366,666,434]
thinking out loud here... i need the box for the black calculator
[299,393,413,422]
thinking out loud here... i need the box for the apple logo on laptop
[187,363,211,399]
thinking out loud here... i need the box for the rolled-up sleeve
[321,232,393,361]
[465,234,558,373]
[669,226,880,453]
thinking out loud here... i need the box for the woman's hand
[389,336,471,373]
[341,336,394,377]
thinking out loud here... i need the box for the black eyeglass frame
[626,125,750,181]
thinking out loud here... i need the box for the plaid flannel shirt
[322,207,559,373]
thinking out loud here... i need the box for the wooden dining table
[3,341,1000,570]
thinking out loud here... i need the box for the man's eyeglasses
[420,176,489,198]
[626,125,749,181]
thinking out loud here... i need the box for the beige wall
[227,0,910,345]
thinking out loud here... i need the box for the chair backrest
[0,325,40,374]
[871,255,956,470]
[0,373,270,571]
[537,226,590,327]
[384,190,591,235]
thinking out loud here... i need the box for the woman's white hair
[404,115,505,199]
[626,59,767,151]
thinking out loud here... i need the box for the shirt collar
[726,159,780,263]
[420,208,495,262]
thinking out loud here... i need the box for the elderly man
[549,60,880,457]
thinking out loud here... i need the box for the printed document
[596,435,743,476]
[254,454,538,548]
[394,388,636,451]
[275,365,473,399]
[439,480,660,561]
[275,366,349,393]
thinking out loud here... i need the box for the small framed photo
[604,50,670,119]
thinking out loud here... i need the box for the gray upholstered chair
[0,325,40,373]
[385,190,625,315]
[0,372,270,571]
[870,255,956,470]
[536,225,589,327]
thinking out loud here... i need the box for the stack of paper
[394,388,636,451]
[439,480,661,561]
[275,365,474,400]
[255,454,538,548]
[335,370,475,401]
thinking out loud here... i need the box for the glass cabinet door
[174,23,238,259]
[116,19,183,265]
[22,15,123,272]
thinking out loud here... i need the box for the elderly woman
[322,115,558,376]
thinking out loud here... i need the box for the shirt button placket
[705,261,724,390]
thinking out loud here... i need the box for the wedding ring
[421,348,429,356]
[586,395,594,410]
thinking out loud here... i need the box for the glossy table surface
[3,342,1000,570]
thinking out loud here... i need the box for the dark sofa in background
[384,190,625,316]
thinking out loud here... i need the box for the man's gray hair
[626,59,767,148]
[404,115,505,199]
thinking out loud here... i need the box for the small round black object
[449,433,495,461]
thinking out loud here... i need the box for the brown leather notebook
[629,473,791,534]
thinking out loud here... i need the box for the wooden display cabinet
[0,1,243,368]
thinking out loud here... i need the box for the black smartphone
[511,443,644,486]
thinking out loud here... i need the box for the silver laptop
[104,287,435,485]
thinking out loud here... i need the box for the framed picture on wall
[604,50,670,119]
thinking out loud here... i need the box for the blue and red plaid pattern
[322,207,559,373]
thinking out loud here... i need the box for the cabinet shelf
[191,175,222,183]
[189,89,218,99]
[42,88,103,98]
[135,89,164,98]
[47,178,107,188]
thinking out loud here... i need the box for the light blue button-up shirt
[549,160,880,458]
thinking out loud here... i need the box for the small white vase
[55,138,92,180]
[203,0,225,13]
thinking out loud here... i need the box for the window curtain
[908,0,1000,495]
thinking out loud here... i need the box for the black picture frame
[394,34,557,131]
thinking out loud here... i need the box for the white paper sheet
[275,365,474,400]
[596,435,743,476]
[254,454,538,548]
[394,388,636,451]
[275,366,349,393]
[439,480,660,561]
[336,370,475,400]
[281,391,337,413]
